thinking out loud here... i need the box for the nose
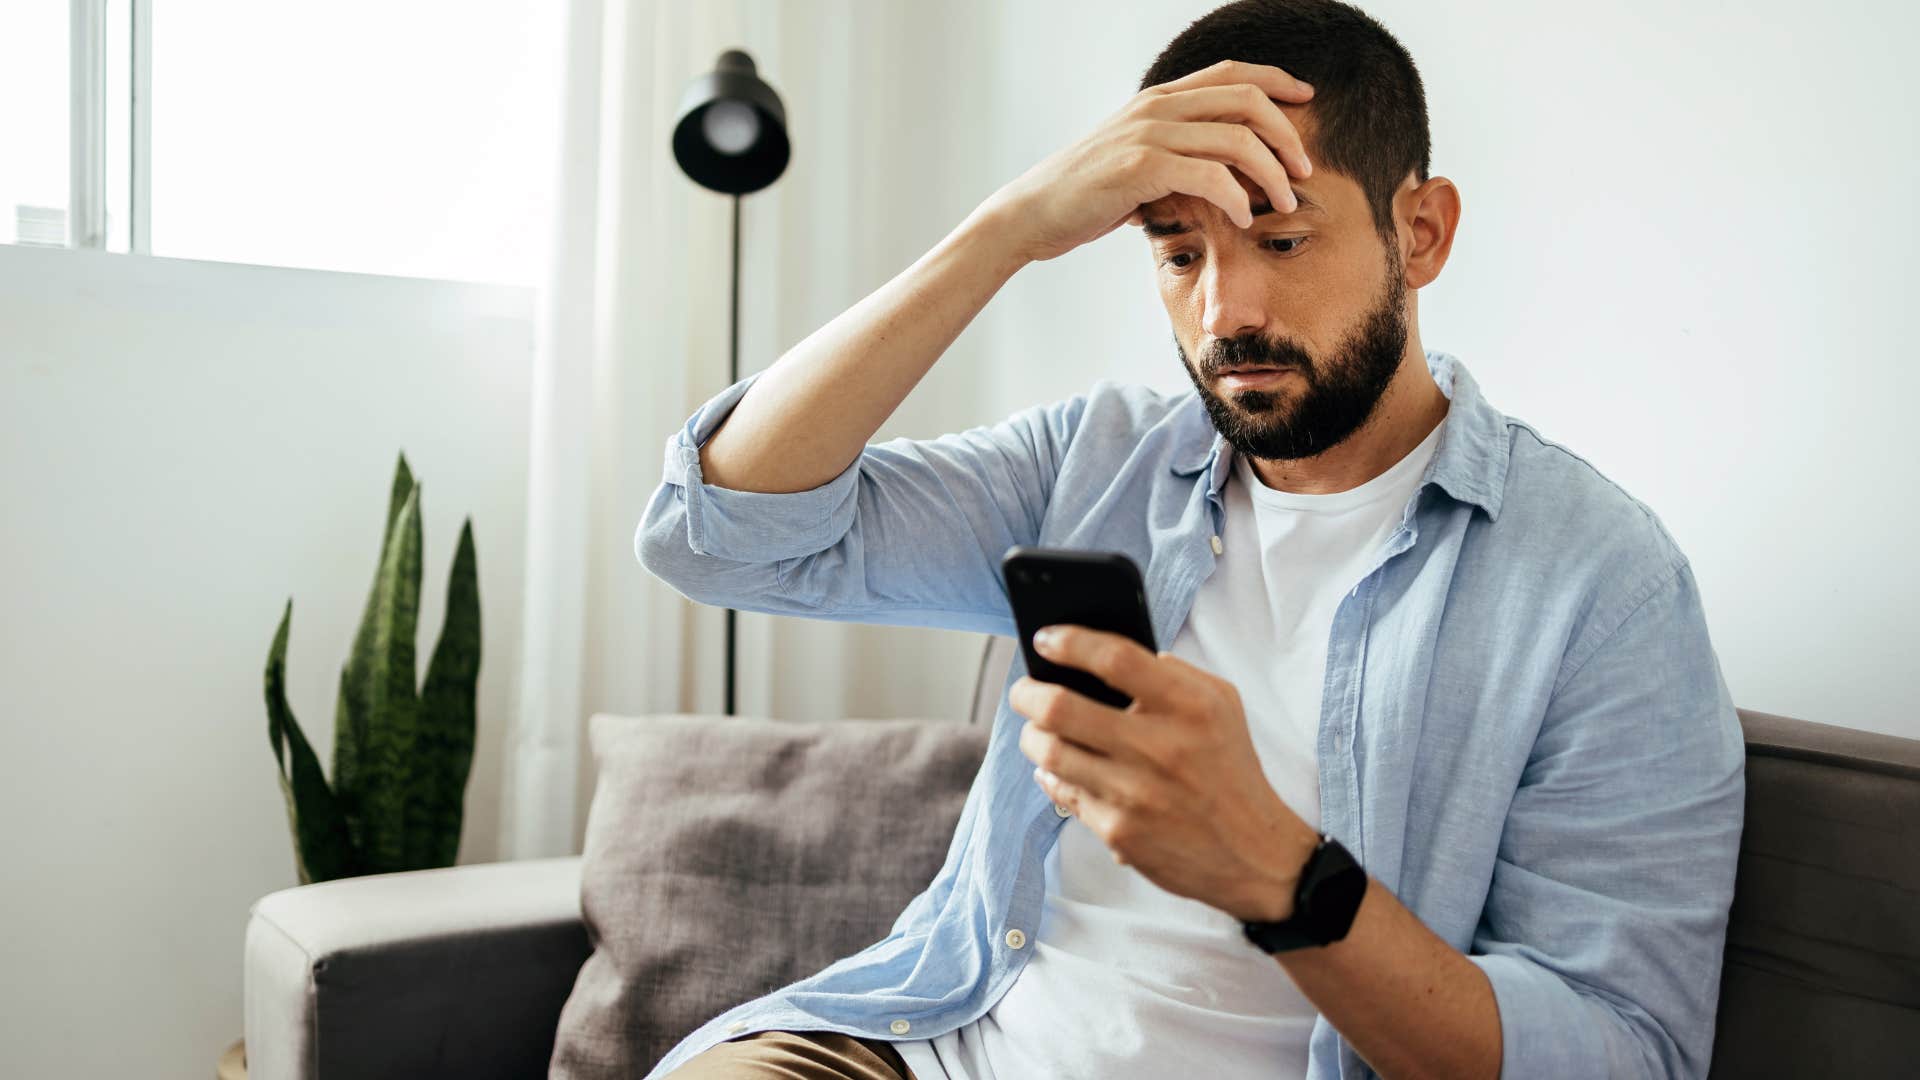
[1198,249,1269,342]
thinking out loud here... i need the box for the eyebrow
[1141,189,1325,237]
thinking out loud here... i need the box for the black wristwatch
[1241,833,1367,953]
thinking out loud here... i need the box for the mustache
[1203,336,1311,377]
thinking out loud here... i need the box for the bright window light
[149,1,563,286]
[0,3,72,246]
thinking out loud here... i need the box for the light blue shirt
[634,350,1746,1080]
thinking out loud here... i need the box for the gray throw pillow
[550,712,991,1079]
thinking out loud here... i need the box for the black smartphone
[1000,546,1158,709]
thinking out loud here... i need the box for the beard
[1177,242,1409,461]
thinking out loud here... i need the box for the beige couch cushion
[550,712,990,1079]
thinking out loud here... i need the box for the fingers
[1140,83,1314,183]
[1140,119,1297,216]
[1014,675,1123,756]
[1152,152,1253,229]
[1020,717,1113,798]
[1034,625,1182,712]
[1148,58,1315,103]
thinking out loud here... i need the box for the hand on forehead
[1140,101,1323,224]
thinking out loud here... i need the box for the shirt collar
[1167,350,1509,523]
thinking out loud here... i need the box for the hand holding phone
[1001,546,1157,709]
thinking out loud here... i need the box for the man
[636,1,1745,1077]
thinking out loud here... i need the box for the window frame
[65,0,149,253]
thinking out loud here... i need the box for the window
[1,2,74,246]
[1,1,563,287]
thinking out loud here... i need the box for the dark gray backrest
[1712,709,1920,1077]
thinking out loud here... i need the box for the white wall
[770,0,1916,741]
[637,0,1914,758]
[0,244,532,1076]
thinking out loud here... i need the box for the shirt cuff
[1470,952,1611,1078]
[661,370,860,564]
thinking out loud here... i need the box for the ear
[1405,174,1459,290]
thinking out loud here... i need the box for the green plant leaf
[332,451,414,851]
[265,599,361,884]
[329,664,364,855]
[356,480,424,874]
[408,517,481,868]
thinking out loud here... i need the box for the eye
[1161,236,1310,272]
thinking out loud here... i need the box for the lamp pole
[671,49,791,717]
[725,192,741,716]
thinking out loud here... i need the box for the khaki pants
[661,1029,920,1080]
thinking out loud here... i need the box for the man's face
[1142,119,1414,462]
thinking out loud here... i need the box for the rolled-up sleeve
[635,369,1086,634]
[1469,560,1747,1079]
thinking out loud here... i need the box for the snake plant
[262,452,481,884]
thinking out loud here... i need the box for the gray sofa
[242,635,1920,1078]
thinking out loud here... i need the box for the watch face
[1311,863,1368,920]
[1244,838,1366,952]
[1299,840,1366,939]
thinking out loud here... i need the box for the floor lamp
[671,49,791,717]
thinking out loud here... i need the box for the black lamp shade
[672,49,790,196]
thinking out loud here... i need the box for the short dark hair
[1139,0,1431,244]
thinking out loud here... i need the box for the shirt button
[1053,801,1072,817]
[724,1020,748,1033]
[890,1019,911,1035]
[1005,928,1027,949]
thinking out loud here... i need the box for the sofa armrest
[244,856,590,1080]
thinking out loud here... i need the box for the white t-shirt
[893,412,1446,1080]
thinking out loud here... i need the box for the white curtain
[501,0,767,859]
[500,0,1008,860]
